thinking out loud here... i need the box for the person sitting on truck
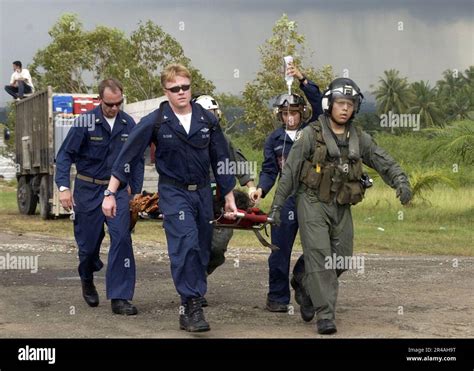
[55,78,144,316]
[4,61,34,100]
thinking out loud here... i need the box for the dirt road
[0,231,472,338]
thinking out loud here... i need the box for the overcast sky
[0,0,473,106]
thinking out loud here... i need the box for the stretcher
[130,192,278,252]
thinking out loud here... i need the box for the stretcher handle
[235,210,274,224]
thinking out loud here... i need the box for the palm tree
[423,121,474,165]
[436,69,465,98]
[409,81,444,127]
[461,66,474,119]
[372,69,414,115]
[462,66,474,87]
[435,68,473,122]
[409,169,457,204]
[449,86,473,121]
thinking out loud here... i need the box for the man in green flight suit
[270,77,412,335]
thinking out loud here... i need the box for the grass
[352,184,473,256]
[228,130,473,256]
[0,179,472,256]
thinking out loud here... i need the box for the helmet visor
[273,94,304,107]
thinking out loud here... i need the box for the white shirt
[285,129,298,141]
[175,112,192,134]
[104,116,116,132]
[10,69,34,91]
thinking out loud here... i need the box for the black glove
[269,205,282,227]
[396,184,412,205]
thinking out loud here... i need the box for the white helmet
[193,95,222,119]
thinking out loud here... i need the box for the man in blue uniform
[55,79,144,315]
[102,64,237,332]
[192,94,257,277]
[251,63,323,313]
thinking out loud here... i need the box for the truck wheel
[17,176,38,215]
[39,175,51,220]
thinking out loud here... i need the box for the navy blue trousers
[4,81,32,99]
[73,189,135,300]
[268,196,304,304]
[158,183,214,303]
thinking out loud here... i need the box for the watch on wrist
[104,189,116,197]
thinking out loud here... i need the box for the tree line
[7,13,474,160]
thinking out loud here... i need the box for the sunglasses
[102,99,123,108]
[165,84,191,93]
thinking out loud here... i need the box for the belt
[159,175,208,191]
[76,173,110,185]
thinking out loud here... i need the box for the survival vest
[300,116,365,205]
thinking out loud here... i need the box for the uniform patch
[90,136,103,141]
[200,127,210,133]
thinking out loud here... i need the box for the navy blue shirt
[258,79,323,197]
[112,102,236,196]
[55,106,144,211]
[302,79,324,123]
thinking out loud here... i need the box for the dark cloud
[0,0,473,106]
[135,0,474,23]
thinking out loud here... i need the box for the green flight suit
[272,114,410,321]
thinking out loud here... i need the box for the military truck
[14,87,101,219]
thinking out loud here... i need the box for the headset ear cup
[302,106,311,121]
[273,107,281,122]
[321,97,329,112]
[321,89,331,113]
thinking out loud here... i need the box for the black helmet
[321,78,364,117]
[273,93,311,123]
[273,93,306,110]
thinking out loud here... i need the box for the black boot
[265,299,288,313]
[81,279,99,307]
[179,298,210,332]
[111,299,138,315]
[290,275,315,322]
[316,319,337,335]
